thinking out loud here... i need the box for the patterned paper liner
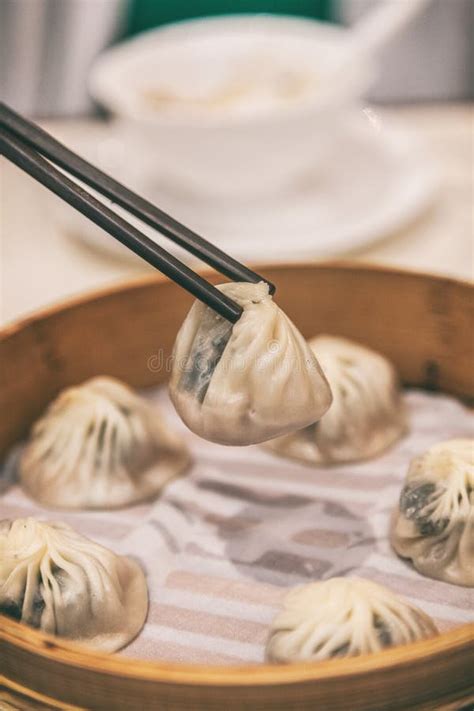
[1,388,473,664]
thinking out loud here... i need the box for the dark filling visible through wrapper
[0,574,46,628]
[0,520,64,631]
[399,482,449,536]
[179,308,233,403]
[329,615,393,657]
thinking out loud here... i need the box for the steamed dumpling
[0,518,148,651]
[169,282,332,445]
[265,577,437,663]
[391,439,474,587]
[20,376,190,509]
[264,335,407,464]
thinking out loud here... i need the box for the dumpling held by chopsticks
[169,282,332,445]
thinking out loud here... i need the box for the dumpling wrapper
[265,577,437,663]
[20,376,191,510]
[264,335,407,464]
[391,439,474,587]
[0,518,148,652]
[169,282,332,445]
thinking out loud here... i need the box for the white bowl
[89,15,374,198]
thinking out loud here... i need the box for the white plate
[54,111,438,264]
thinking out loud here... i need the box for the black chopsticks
[0,102,275,323]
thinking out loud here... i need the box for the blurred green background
[126,0,333,36]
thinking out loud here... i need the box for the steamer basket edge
[0,262,473,710]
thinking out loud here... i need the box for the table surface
[1,103,472,326]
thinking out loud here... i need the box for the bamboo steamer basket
[0,263,473,711]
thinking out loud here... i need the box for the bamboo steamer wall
[0,263,473,710]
